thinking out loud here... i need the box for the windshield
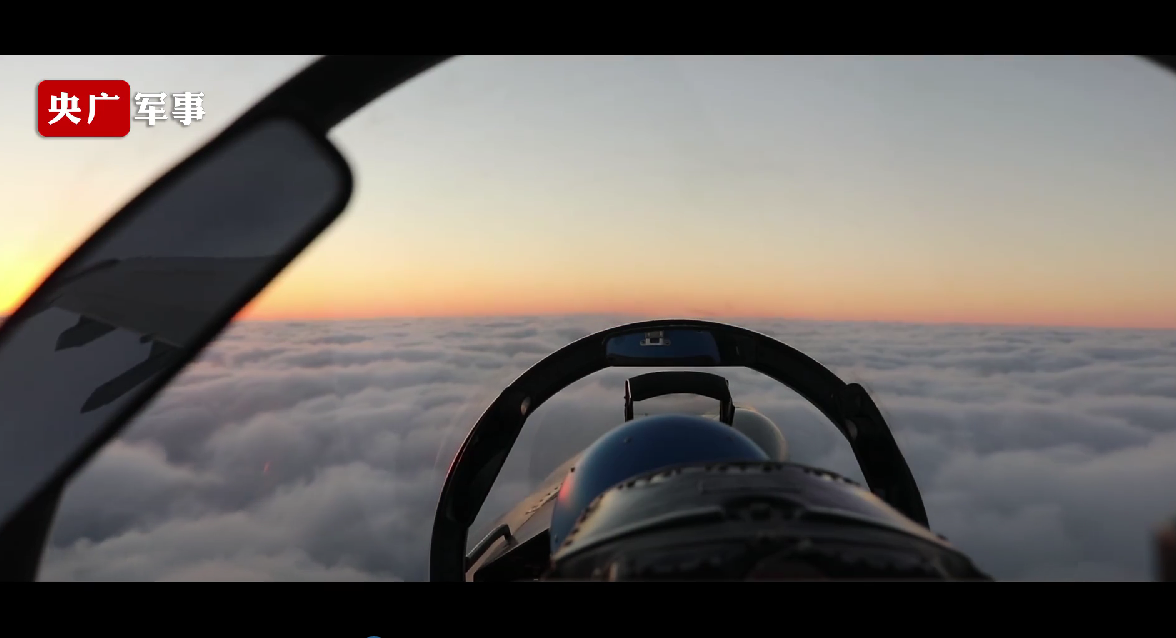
[16,55,1176,582]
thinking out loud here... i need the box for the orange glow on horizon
[3,252,1173,331]
[3,232,1174,332]
[0,249,71,320]
[2,281,1172,331]
[233,288,1176,332]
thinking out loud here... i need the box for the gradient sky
[4,56,1176,329]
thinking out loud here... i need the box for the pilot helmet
[549,413,769,552]
[728,407,790,462]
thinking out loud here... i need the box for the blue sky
[4,56,1176,328]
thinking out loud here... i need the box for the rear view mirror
[604,328,722,366]
[0,118,351,530]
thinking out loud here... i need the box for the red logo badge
[37,80,131,138]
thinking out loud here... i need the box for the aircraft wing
[27,255,269,412]
[43,256,269,349]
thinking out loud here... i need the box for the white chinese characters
[47,91,121,126]
[172,92,205,126]
[134,91,206,127]
[44,89,204,129]
[47,92,81,125]
[88,92,119,124]
[134,93,168,125]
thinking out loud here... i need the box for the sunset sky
[4,56,1176,329]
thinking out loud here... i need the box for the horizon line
[233,312,1176,333]
[1,312,1173,334]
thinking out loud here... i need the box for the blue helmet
[549,413,769,552]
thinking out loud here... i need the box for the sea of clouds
[34,315,1176,581]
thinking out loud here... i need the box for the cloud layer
[39,316,1176,581]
